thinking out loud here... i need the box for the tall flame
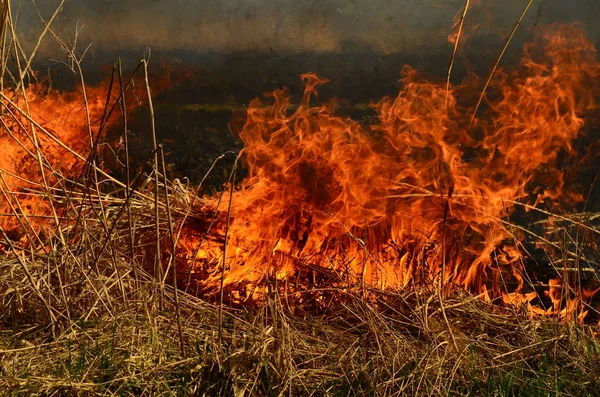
[186,25,599,308]
[0,25,597,321]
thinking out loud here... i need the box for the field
[1,2,600,396]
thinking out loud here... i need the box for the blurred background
[14,0,600,187]
[22,0,600,56]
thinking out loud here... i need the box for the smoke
[19,0,600,56]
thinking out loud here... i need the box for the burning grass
[1,1,600,395]
[2,244,600,395]
[0,118,598,395]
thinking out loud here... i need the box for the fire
[0,25,598,322]
[0,68,163,247]
[0,64,179,246]
[0,81,112,238]
[183,25,599,316]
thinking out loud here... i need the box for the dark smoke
[20,0,600,57]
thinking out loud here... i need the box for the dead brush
[1,1,600,396]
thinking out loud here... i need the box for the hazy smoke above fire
[22,0,600,56]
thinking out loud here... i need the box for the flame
[0,82,108,236]
[0,26,597,322]
[0,66,177,246]
[0,67,168,246]
[183,25,599,315]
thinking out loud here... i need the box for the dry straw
[0,1,599,395]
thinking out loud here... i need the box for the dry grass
[1,2,600,396]
[2,244,600,396]
[0,144,597,396]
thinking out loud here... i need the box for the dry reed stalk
[438,187,459,352]
[0,0,9,93]
[142,57,165,309]
[469,0,536,126]
[118,58,139,291]
[219,155,240,344]
[159,144,185,356]
[445,0,471,108]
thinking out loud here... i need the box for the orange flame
[0,26,597,322]
[184,26,599,315]
[0,82,105,234]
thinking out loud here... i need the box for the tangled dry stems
[0,2,599,395]
[1,175,599,396]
